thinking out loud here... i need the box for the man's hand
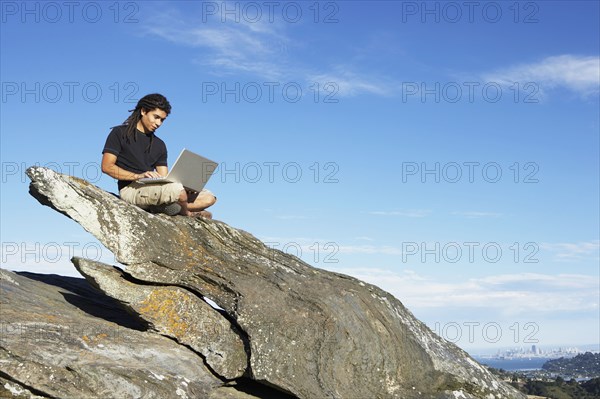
[138,171,161,179]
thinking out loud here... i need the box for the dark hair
[122,93,172,151]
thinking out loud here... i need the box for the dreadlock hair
[122,93,172,152]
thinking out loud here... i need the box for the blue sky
[1,1,599,352]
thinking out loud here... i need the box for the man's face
[138,108,168,133]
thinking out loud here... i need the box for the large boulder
[0,269,261,399]
[17,166,526,399]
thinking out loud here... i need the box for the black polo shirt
[102,124,168,190]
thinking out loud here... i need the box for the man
[101,93,216,217]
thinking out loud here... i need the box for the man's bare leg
[178,190,216,218]
[177,189,192,216]
[185,191,217,218]
[187,192,217,212]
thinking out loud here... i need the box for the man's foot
[189,210,212,219]
[147,202,182,216]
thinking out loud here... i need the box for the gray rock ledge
[18,166,526,399]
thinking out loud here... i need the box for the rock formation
[0,269,261,399]
[71,258,248,380]
[0,166,527,398]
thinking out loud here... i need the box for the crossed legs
[178,189,217,218]
[120,182,216,218]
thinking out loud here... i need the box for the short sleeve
[102,127,122,156]
[154,141,168,167]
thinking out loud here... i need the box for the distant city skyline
[470,344,600,357]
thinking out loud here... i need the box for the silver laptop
[138,149,218,192]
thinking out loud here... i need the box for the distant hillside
[522,377,600,398]
[542,352,600,375]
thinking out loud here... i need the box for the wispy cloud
[452,211,502,219]
[140,7,391,97]
[482,55,600,98]
[540,240,600,262]
[308,67,393,97]
[276,215,308,220]
[258,236,403,256]
[328,267,600,315]
[369,209,432,218]
[142,10,288,80]
[337,245,403,255]
[257,236,600,265]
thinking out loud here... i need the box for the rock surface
[72,257,248,379]
[12,166,527,399]
[0,269,263,399]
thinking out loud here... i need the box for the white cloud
[143,13,287,80]
[257,236,403,256]
[327,267,600,316]
[482,55,600,97]
[476,273,594,289]
[251,236,600,266]
[141,7,391,97]
[369,209,432,218]
[337,245,403,255]
[308,68,392,97]
[144,10,599,102]
[452,211,502,219]
[275,215,308,220]
[540,240,600,262]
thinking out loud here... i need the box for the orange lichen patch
[172,229,197,255]
[30,313,61,322]
[81,333,109,345]
[138,288,192,337]
[168,228,221,271]
[15,312,62,323]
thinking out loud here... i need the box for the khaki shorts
[120,182,184,209]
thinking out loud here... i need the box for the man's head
[139,107,167,134]
[125,93,172,134]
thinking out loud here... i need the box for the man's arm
[156,165,168,177]
[101,153,160,180]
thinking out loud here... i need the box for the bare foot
[188,210,212,219]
